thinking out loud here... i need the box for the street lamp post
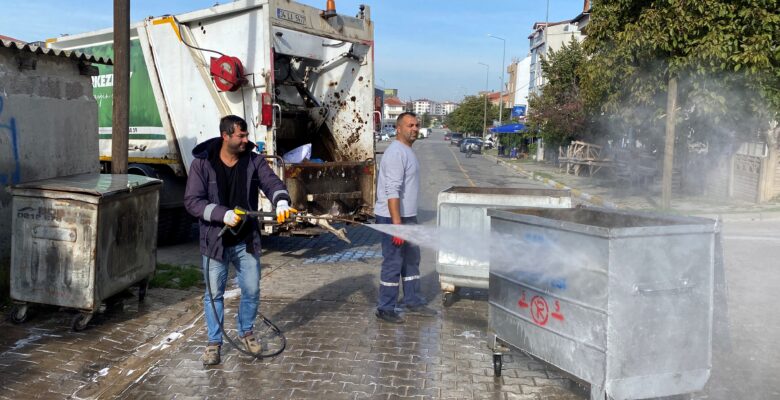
[477,62,489,138]
[488,34,506,127]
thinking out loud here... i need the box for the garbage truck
[46,0,376,242]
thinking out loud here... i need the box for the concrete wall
[0,47,99,298]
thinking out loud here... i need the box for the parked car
[444,132,452,141]
[450,132,464,146]
[459,138,483,153]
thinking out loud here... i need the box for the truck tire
[157,206,195,245]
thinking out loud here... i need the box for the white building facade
[383,97,406,121]
[441,101,458,115]
[513,55,532,108]
[528,21,583,95]
[412,99,434,115]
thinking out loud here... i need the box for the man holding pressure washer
[184,115,295,365]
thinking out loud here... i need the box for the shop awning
[490,123,526,133]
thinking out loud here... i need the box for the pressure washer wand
[217,206,361,243]
[217,208,279,237]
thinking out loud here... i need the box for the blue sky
[0,0,584,101]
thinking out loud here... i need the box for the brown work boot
[241,332,262,354]
[202,343,221,366]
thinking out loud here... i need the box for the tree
[526,38,588,150]
[582,0,780,149]
[420,112,431,128]
[445,95,501,134]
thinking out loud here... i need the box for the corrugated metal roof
[0,39,112,65]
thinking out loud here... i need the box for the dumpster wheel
[138,277,150,302]
[492,353,502,377]
[72,312,93,331]
[10,304,29,324]
[442,290,459,307]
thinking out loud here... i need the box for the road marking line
[447,145,475,187]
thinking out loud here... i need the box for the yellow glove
[223,210,242,227]
[275,200,298,223]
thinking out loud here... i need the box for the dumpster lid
[441,186,570,197]
[488,207,718,237]
[12,173,162,197]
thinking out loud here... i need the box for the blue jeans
[375,215,424,311]
[202,243,260,345]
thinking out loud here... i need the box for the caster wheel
[10,304,28,324]
[104,297,124,313]
[493,353,502,376]
[72,313,93,331]
[138,277,150,302]
[442,291,458,307]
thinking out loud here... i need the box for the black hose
[204,228,286,360]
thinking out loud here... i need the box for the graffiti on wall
[0,96,21,185]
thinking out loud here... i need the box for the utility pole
[478,62,489,138]
[662,77,678,209]
[111,0,130,174]
[488,34,506,127]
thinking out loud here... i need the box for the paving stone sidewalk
[485,152,780,220]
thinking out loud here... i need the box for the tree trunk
[661,77,678,209]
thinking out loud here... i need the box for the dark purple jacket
[184,138,290,261]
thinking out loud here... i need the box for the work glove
[391,236,405,247]
[275,200,298,223]
[223,210,241,227]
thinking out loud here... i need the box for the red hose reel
[210,55,246,92]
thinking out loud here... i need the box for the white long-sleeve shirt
[374,140,419,218]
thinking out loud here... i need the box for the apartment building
[508,56,531,109]
[527,20,583,95]
[441,101,458,115]
[411,99,434,115]
[383,97,405,121]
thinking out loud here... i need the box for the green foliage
[445,95,502,134]
[151,263,202,290]
[420,112,432,128]
[583,0,780,147]
[499,133,525,149]
[526,38,588,150]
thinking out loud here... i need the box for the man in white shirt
[374,112,437,323]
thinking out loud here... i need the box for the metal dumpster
[9,173,161,330]
[486,207,717,400]
[436,186,571,306]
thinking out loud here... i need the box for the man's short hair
[395,112,417,127]
[220,115,248,136]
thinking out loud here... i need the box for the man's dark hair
[219,115,248,136]
[395,112,417,127]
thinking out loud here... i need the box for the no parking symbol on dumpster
[518,291,565,326]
